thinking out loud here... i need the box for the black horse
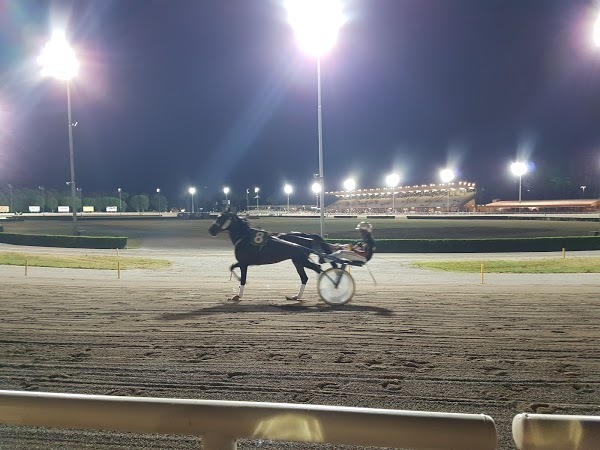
[208,211,331,301]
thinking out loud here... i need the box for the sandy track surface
[0,243,599,449]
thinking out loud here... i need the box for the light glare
[594,10,600,47]
[440,168,455,183]
[38,30,79,81]
[311,182,321,194]
[284,184,293,194]
[510,162,528,177]
[386,173,400,188]
[343,178,356,191]
[287,0,345,56]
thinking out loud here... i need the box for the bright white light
[386,173,400,188]
[284,184,293,195]
[440,168,455,183]
[254,187,260,193]
[311,182,321,194]
[343,178,356,191]
[223,186,230,195]
[188,187,196,195]
[38,30,79,81]
[594,10,600,47]
[156,188,160,193]
[287,0,345,56]
[510,162,528,177]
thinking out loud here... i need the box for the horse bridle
[214,213,233,232]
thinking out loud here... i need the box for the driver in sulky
[330,221,376,263]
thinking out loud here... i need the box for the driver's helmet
[355,221,373,233]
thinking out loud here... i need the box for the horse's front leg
[230,264,247,302]
[229,262,241,282]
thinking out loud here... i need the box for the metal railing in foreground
[513,413,600,450]
[0,390,497,450]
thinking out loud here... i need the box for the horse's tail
[303,233,334,255]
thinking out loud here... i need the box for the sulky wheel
[317,268,356,306]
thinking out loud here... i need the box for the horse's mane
[237,215,251,229]
[231,214,255,239]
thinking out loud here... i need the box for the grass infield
[0,252,171,270]
[412,257,600,273]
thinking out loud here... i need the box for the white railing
[0,390,497,450]
[513,413,600,450]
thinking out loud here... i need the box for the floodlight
[286,0,345,56]
[440,168,455,183]
[38,30,79,81]
[343,178,356,191]
[510,162,528,177]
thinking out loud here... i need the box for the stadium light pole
[254,187,260,213]
[580,185,586,198]
[189,187,196,214]
[76,187,82,211]
[156,188,161,213]
[246,188,250,211]
[287,0,345,237]
[223,186,230,210]
[510,161,528,203]
[440,168,455,213]
[38,186,45,213]
[7,184,13,213]
[284,184,293,212]
[38,30,79,235]
[386,173,400,214]
[593,15,600,230]
[117,188,122,213]
[343,178,356,215]
[312,181,321,212]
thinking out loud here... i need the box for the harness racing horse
[208,211,326,301]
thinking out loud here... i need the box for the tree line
[0,187,169,213]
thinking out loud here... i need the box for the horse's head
[209,211,236,236]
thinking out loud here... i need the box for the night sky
[1,0,600,205]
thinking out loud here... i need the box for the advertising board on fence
[82,206,94,213]
[58,206,70,213]
[29,206,41,213]
[106,206,117,212]
[0,206,9,213]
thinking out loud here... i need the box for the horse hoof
[228,295,241,302]
[285,296,302,302]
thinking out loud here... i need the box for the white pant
[330,250,367,263]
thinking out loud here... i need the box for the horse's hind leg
[286,258,320,301]
[285,262,309,301]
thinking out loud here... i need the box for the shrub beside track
[329,236,600,253]
[0,232,127,249]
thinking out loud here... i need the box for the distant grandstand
[326,181,476,214]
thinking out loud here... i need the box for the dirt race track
[0,237,599,449]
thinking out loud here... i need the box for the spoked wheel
[317,268,356,306]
